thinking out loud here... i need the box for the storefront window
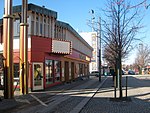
[14,63,19,78]
[54,61,61,82]
[0,56,4,87]
[45,60,61,84]
[45,60,53,84]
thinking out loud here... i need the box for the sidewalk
[80,76,150,113]
[0,76,103,112]
[1,76,149,113]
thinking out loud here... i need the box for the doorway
[32,63,44,91]
[71,62,75,81]
[64,61,69,82]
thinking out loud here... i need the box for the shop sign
[52,39,72,54]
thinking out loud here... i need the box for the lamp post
[90,10,102,82]
[98,17,101,82]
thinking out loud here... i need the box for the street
[0,75,150,113]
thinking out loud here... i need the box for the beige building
[79,32,99,73]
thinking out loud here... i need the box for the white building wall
[65,30,92,57]
[80,32,99,73]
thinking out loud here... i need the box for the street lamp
[90,10,102,82]
[98,17,101,82]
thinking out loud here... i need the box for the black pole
[114,75,116,99]
[22,63,24,95]
[99,17,101,82]
[99,49,101,82]
[126,76,128,98]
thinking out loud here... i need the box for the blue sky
[0,0,150,64]
[0,0,105,32]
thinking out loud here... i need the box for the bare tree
[134,43,150,73]
[102,0,143,98]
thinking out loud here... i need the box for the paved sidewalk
[0,76,104,112]
[80,76,150,113]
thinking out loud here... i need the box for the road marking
[15,98,31,104]
[30,94,48,107]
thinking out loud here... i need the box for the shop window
[45,60,61,84]
[14,63,19,87]
[14,63,19,78]
[45,60,53,84]
[54,61,61,82]
[0,56,4,86]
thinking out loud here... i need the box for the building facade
[0,4,92,91]
[79,32,99,73]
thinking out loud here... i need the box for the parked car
[90,71,99,77]
[122,70,125,75]
[128,70,135,75]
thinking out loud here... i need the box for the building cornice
[56,21,93,51]
[13,3,57,18]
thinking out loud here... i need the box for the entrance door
[33,63,44,90]
[64,61,69,82]
[71,62,75,80]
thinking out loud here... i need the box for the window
[45,60,61,84]
[44,24,46,36]
[14,63,19,78]
[40,23,42,35]
[45,60,53,84]
[31,21,34,35]
[54,61,61,82]
[36,22,39,35]
[36,17,38,21]
[48,25,49,37]
[17,23,20,34]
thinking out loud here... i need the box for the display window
[45,60,61,85]
[45,60,53,84]
[54,60,61,82]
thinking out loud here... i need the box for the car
[128,70,135,75]
[90,71,99,77]
[122,70,125,75]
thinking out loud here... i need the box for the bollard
[114,75,116,99]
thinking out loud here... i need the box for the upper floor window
[40,23,42,35]
[36,17,38,21]
[36,22,39,35]
[17,23,20,34]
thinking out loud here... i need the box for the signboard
[52,39,72,54]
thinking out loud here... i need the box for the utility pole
[3,0,14,99]
[90,10,102,82]
[19,0,28,95]
[98,17,101,82]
